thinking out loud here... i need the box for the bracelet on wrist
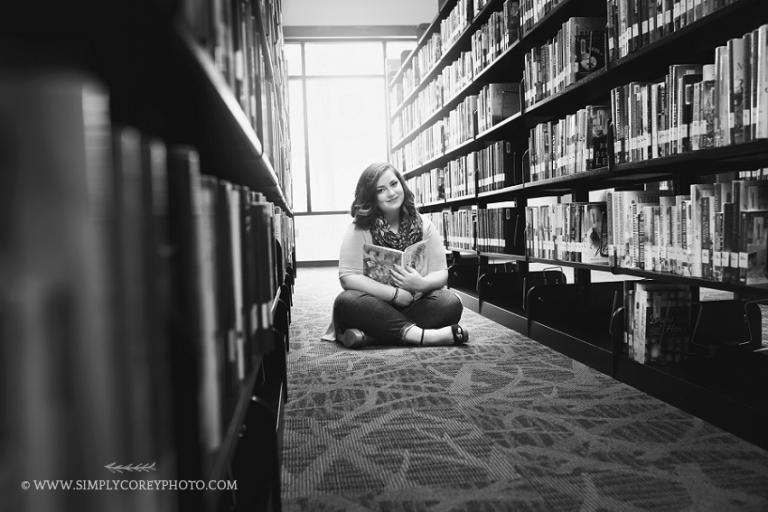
[391,287,399,303]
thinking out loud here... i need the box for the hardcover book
[363,240,428,286]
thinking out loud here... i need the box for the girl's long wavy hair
[350,162,418,230]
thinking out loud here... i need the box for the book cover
[363,240,428,286]
[582,202,609,263]
[739,210,768,286]
[570,17,607,82]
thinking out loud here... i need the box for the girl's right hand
[392,288,414,307]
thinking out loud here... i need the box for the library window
[286,39,415,215]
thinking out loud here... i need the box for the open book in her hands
[362,240,428,285]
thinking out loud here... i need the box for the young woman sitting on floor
[331,162,469,348]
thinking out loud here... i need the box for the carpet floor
[281,267,768,511]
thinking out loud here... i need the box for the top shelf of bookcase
[0,6,293,215]
[388,0,458,89]
[394,0,768,175]
[168,26,292,213]
[389,0,605,119]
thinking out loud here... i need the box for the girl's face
[375,169,404,216]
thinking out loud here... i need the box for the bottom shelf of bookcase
[614,353,768,450]
[220,342,286,512]
[479,299,528,334]
[452,287,481,314]
[528,321,615,375]
[208,365,260,483]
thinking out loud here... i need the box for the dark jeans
[333,288,463,344]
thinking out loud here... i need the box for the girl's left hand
[391,265,425,294]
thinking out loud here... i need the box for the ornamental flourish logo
[103,462,157,474]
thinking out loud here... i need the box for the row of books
[477,206,527,254]
[408,152,479,202]
[447,94,479,149]
[444,208,476,250]
[607,0,742,63]
[393,75,445,142]
[528,104,610,182]
[523,17,606,108]
[396,0,470,103]
[408,141,520,204]
[440,51,476,106]
[392,48,519,142]
[607,176,768,285]
[392,120,444,172]
[430,206,526,254]
[2,73,294,498]
[471,1,522,76]
[395,81,518,170]
[182,0,292,211]
[521,0,564,34]
[393,0,515,106]
[612,26,768,163]
[394,32,439,106]
[624,282,694,364]
[441,0,473,53]
[392,0,520,138]
[525,202,610,263]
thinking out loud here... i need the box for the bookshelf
[2,2,294,511]
[390,0,768,450]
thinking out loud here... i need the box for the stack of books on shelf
[471,1,522,74]
[441,51,475,104]
[523,16,606,108]
[2,69,293,490]
[607,173,768,286]
[606,0,743,63]
[624,281,694,364]
[445,153,478,199]
[528,104,610,182]
[477,204,526,254]
[477,141,521,192]
[525,201,609,263]
[393,79,444,142]
[182,0,293,207]
[446,94,479,149]
[444,208,476,250]
[521,0,564,34]
[423,211,447,246]
[612,24,768,164]
[441,0,472,53]
[407,167,446,204]
[393,121,445,172]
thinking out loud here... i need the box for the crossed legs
[332,288,464,347]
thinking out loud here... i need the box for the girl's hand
[391,265,425,294]
[392,287,414,307]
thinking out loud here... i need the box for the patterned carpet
[281,267,768,511]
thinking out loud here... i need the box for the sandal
[450,324,469,345]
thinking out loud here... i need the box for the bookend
[608,305,625,377]
[521,267,566,311]
[229,380,282,512]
